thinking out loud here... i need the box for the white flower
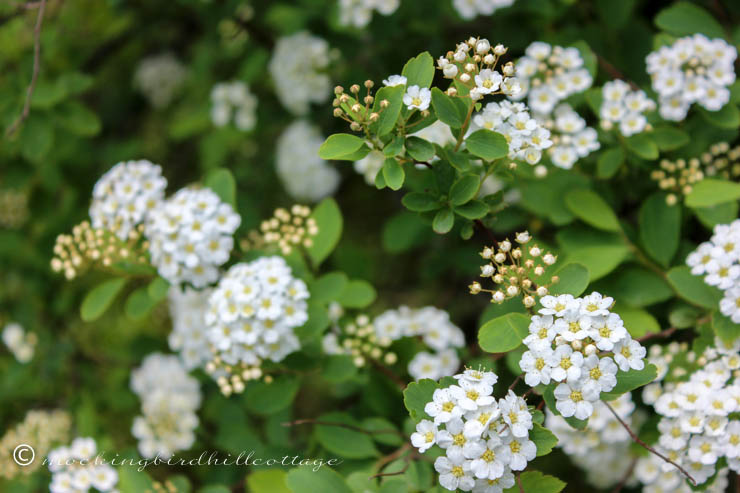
[2,322,36,363]
[434,454,476,491]
[90,160,167,240]
[498,434,536,470]
[133,53,186,108]
[613,338,647,371]
[720,286,740,323]
[437,418,486,461]
[403,85,431,111]
[411,419,439,453]
[382,74,407,86]
[168,286,213,370]
[548,345,584,383]
[554,380,599,420]
[338,0,400,28]
[452,0,515,20]
[519,350,552,386]
[470,436,506,480]
[498,390,532,438]
[210,81,257,131]
[581,354,618,392]
[425,388,464,425]
[450,381,496,412]
[48,438,118,492]
[275,120,340,202]
[471,469,515,493]
[145,187,240,287]
[475,69,503,94]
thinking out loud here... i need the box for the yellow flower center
[570,391,583,403]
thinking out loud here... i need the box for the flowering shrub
[2,1,740,493]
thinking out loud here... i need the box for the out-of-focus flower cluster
[241,205,318,255]
[322,313,398,368]
[204,256,308,396]
[599,80,656,137]
[469,231,557,307]
[168,286,213,370]
[686,219,740,322]
[2,322,36,363]
[519,292,647,420]
[133,53,187,109]
[0,188,29,228]
[410,369,534,492]
[210,81,258,131]
[0,409,69,479]
[452,0,515,21]
[542,103,599,170]
[338,0,399,28]
[130,353,202,459]
[48,438,118,493]
[646,34,737,121]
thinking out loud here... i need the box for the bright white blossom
[403,85,431,111]
[210,81,258,131]
[130,353,201,459]
[338,0,400,28]
[90,160,167,240]
[269,32,332,114]
[276,120,341,202]
[168,286,213,370]
[542,104,600,170]
[452,0,515,20]
[646,34,737,121]
[600,80,656,136]
[145,187,240,287]
[1,322,36,363]
[48,437,118,493]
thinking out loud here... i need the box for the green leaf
[402,192,442,212]
[699,104,740,129]
[564,189,621,232]
[54,101,101,137]
[713,312,740,345]
[655,2,725,39]
[504,471,565,493]
[608,266,673,307]
[80,278,127,322]
[651,126,690,151]
[315,412,379,459]
[465,129,509,161]
[295,302,330,341]
[547,262,590,297]
[310,272,348,305]
[571,40,597,78]
[382,158,405,191]
[204,168,237,207]
[322,354,358,383]
[685,179,740,208]
[19,116,54,163]
[124,287,157,321]
[404,378,439,422]
[362,417,403,446]
[118,467,155,493]
[337,279,377,308]
[383,136,404,157]
[432,208,455,234]
[596,147,624,179]
[478,312,530,353]
[318,133,366,160]
[243,376,300,415]
[625,133,658,160]
[449,174,480,206]
[248,469,290,493]
[401,51,435,88]
[694,202,739,228]
[31,79,68,108]
[666,266,723,309]
[382,211,429,252]
[563,245,630,281]
[198,486,230,493]
[531,423,558,457]
[147,277,170,302]
[405,136,436,162]
[454,200,489,220]
[601,364,658,400]
[372,85,405,136]
[285,467,351,493]
[431,87,465,128]
[639,192,680,267]
[613,305,661,339]
[307,198,343,266]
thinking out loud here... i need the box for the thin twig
[516,472,525,493]
[636,315,711,343]
[283,418,404,437]
[611,457,637,493]
[594,53,639,91]
[369,443,412,479]
[6,0,46,137]
[508,374,523,391]
[604,401,696,485]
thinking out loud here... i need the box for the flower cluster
[411,369,535,492]
[242,205,318,255]
[210,81,258,131]
[545,394,638,489]
[130,353,201,459]
[338,0,399,28]
[686,219,740,322]
[322,314,398,368]
[541,103,600,170]
[51,221,149,280]
[0,409,69,479]
[639,339,740,486]
[652,142,740,205]
[204,256,308,395]
[89,160,167,241]
[275,120,340,202]
[452,0,515,21]
[471,101,551,166]
[168,286,213,370]
[646,34,737,121]
[519,292,647,420]
[146,187,240,287]
[332,81,391,132]
[512,42,592,116]
[436,37,521,102]
[2,321,36,363]
[599,80,656,136]
[469,232,557,308]
[48,438,118,493]
[269,31,332,115]
[133,53,187,109]
[0,187,29,228]
[373,305,465,380]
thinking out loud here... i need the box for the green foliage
[204,168,237,207]
[478,312,530,353]
[465,130,508,161]
[655,2,725,38]
[80,278,127,322]
[504,471,565,493]
[639,193,680,267]
[666,266,723,309]
[307,198,343,266]
[564,189,621,232]
[319,134,368,160]
[601,365,658,401]
[685,179,740,208]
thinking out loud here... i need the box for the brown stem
[369,443,412,479]
[453,104,476,152]
[283,418,404,437]
[611,457,637,493]
[636,327,677,343]
[474,219,498,247]
[516,472,525,493]
[6,0,46,137]
[604,401,696,485]
[594,53,640,91]
[508,374,523,391]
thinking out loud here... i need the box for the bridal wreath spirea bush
[5,1,740,493]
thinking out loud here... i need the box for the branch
[508,374,523,391]
[516,472,525,493]
[6,0,46,137]
[369,443,412,479]
[283,418,404,437]
[594,53,640,91]
[610,457,637,493]
[636,327,677,343]
[604,401,696,485]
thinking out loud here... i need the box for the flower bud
[476,39,491,54]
